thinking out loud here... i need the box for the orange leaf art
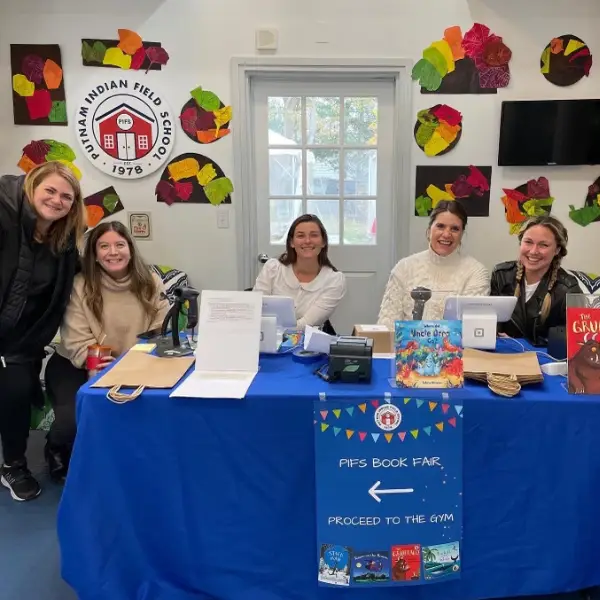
[501,195,527,224]
[117,29,143,56]
[437,122,460,144]
[196,128,230,144]
[443,26,465,60]
[86,205,104,228]
[444,183,456,199]
[550,38,564,54]
[43,59,63,89]
[17,154,37,174]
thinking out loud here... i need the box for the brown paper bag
[463,348,543,386]
[92,351,194,390]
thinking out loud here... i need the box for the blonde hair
[23,161,85,253]
[82,221,159,326]
[514,216,569,324]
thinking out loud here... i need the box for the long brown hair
[23,161,86,253]
[82,221,160,326]
[514,216,569,324]
[428,200,468,231]
[278,214,338,271]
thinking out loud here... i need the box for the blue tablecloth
[57,343,600,600]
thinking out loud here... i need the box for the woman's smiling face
[428,210,464,256]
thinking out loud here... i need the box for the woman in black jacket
[0,161,85,501]
[490,216,580,346]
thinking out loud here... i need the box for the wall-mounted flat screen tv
[498,99,600,166]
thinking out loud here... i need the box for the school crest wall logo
[75,78,174,179]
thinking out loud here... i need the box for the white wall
[1,0,599,292]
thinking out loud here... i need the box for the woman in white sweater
[254,214,346,330]
[377,201,489,328]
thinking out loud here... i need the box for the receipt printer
[328,336,373,383]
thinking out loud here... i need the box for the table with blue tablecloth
[57,342,600,600]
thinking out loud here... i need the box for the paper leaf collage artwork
[414,105,462,156]
[501,177,554,235]
[155,153,234,206]
[569,176,600,227]
[10,44,67,125]
[412,24,512,94]
[540,35,592,86]
[179,86,233,144]
[415,165,492,217]
[18,139,81,180]
[84,186,124,229]
[82,30,169,72]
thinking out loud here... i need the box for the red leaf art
[179,106,199,135]
[502,187,528,203]
[175,181,193,201]
[478,64,510,89]
[145,46,170,74]
[21,54,44,84]
[482,38,512,67]
[195,109,216,131]
[155,180,177,205]
[527,176,550,199]
[462,23,493,59]
[25,89,52,120]
[568,48,593,76]
[466,166,490,195]
[22,139,51,164]
[450,176,473,199]
[130,46,146,70]
[430,104,462,127]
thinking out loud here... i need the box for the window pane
[344,97,378,145]
[306,97,340,145]
[307,149,339,196]
[269,199,302,243]
[343,199,376,245]
[268,97,302,145]
[307,199,340,246]
[269,149,302,196]
[344,150,377,196]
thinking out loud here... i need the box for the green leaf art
[411,58,443,92]
[415,121,437,146]
[522,196,554,217]
[203,177,234,206]
[415,194,433,217]
[569,203,600,227]
[422,46,448,78]
[82,40,107,64]
[103,193,120,213]
[190,86,221,111]
[416,108,437,125]
[540,46,551,74]
[44,139,76,162]
[48,100,67,123]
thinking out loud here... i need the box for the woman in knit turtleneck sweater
[377,201,490,328]
[44,221,169,481]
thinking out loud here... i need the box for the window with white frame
[103,134,115,149]
[138,135,149,150]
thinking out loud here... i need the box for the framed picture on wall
[128,211,152,241]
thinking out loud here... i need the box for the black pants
[0,361,43,465]
[45,352,88,448]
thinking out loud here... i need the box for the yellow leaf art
[57,160,82,180]
[431,40,455,73]
[43,59,63,89]
[213,105,232,134]
[168,158,200,182]
[426,184,454,208]
[13,74,35,97]
[424,131,450,157]
[196,163,217,186]
[103,47,132,69]
[117,29,143,55]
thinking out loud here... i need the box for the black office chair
[245,287,336,335]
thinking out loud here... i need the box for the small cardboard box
[351,324,393,354]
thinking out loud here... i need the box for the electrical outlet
[217,208,229,229]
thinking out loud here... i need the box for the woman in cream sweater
[44,221,169,482]
[377,201,489,328]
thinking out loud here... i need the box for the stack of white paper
[170,290,262,399]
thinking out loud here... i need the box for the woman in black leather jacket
[0,162,84,501]
[490,216,580,346]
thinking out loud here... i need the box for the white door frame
[230,56,413,290]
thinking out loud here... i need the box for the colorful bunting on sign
[346,430,354,439]
[423,426,432,436]
[436,422,444,432]
[371,400,380,409]
[358,403,367,413]
[448,417,457,427]
[398,432,407,441]
[372,433,380,443]
[321,423,329,432]
[346,406,354,417]
[333,427,341,436]
[359,432,367,441]
[429,402,438,411]
[332,409,341,419]
[411,429,419,439]
[320,410,328,420]
[442,404,450,414]
[385,433,394,443]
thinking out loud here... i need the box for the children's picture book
[318,544,352,586]
[395,320,463,388]
[566,295,600,395]
[391,544,421,581]
[351,551,390,584]
[423,542,461,580]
